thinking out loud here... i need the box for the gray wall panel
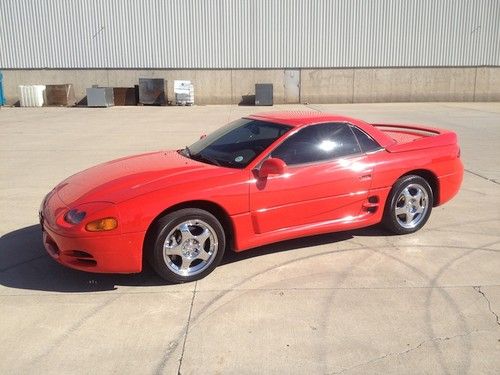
[1,0,499,68]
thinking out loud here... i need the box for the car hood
[55,150,238,206]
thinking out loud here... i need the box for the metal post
[0,71,5,106]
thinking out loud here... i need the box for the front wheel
[382,175,433,234]
[147,208,226,283]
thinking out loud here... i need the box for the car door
[249,123,374,234]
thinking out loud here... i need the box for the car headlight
[59,202,119,233]
[64,209,87,224]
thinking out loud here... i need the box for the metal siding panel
[0,0,499,68]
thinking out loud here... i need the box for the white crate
[19,85,46,107]
[174,80,194,105]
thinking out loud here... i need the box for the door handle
[360,174,372,181]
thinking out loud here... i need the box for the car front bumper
[40,192,144,274]
[41,225,144,273]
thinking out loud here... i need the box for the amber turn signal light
[85,218,118,232]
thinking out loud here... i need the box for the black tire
[382,175,434,235]
[146,208,226,283]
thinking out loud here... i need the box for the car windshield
[182,118,292,168]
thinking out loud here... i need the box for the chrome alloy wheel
[394,183,430,229]
[163,220,218,277]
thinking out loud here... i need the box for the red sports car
[40,112,463,283]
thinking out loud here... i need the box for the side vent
[362,196,380,213]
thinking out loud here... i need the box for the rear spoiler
[372,123,458,153]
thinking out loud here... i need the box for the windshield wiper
[184,146,192,157]
[192,153,222,166]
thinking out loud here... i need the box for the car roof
[246,111,395,148]
[247,111,365,127]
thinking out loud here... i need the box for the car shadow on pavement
[220,231,355,265]
[0,224,169,293]
[0,224,390,293]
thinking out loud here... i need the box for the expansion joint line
[465,169,499,185]
[177,281,197,374]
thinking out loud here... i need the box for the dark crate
[113,87,138,106]
[45,84,76,106]
[139,78,167,105]
[255,84,273,106]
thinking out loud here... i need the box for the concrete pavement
[0,103,499,374]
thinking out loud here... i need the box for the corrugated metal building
[1,0,499,103]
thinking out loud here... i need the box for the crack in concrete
[473,286,500,326]
[330,330,485,374]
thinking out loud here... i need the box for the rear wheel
[147,208,226,283]
[383,175,433,234]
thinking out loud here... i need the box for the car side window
[350,125,382,153]
[271,123,361,165]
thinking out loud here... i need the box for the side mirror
[200,134,207,140]
[258,158,286,179]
